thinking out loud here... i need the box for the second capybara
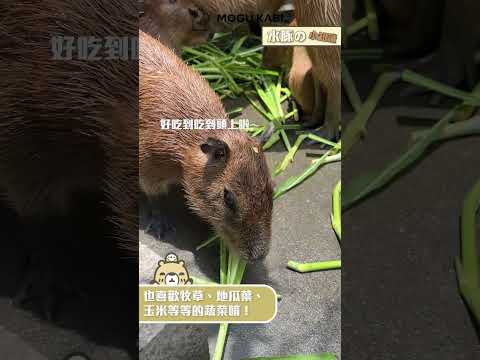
[294,0,341,139]
[0,0,138,322]
[140,0,212,52]
[375,0,444,57]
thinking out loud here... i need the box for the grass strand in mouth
[213,239,247,360]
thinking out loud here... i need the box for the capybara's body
[376,0,444,57]
[0,0,137,238]
[263,18,316,117]
[436,0,479,89]
[0,0,138,327]
[140,0,212,52]
[294,0,341,137]
[193,0,285,17]
[289,46,316,115]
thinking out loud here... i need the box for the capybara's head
[143,0,212,48]
[182,131,274,262]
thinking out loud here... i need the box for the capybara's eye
[179,272,185,276]
[224,188,236,211]
[188,8,199,19]
[160,272,165,276]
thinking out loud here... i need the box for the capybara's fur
[0,0,138,255]
[294,0,341,138]
[435,0,479,89]
[140,0,212,52]
[377,0,478,89]
[376,0,444,57]
[289,46,316,115]
[263,19,316,116]
[0,0,139,332]
[140,31,274,261]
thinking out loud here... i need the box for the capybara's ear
[179,260,185,266]
[158,260,165,266]
[200,138,230,162]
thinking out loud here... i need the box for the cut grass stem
[287,260,341,273]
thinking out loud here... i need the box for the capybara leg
[300,79,325,129]
[13,217,87,321]
[314,80,341,143]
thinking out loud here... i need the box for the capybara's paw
[12,253,87,321]
[307,125,340,148]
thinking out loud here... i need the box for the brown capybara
[375,0,444,57]
[0,0,138,323]
[263,19,316,117]
[140,31,274,262]
[289,46,316,115]
[140,0,212,53]
[294,0,341,139]
[433,0,479,90]
[397,0,479,99]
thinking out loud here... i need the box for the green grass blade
[287,260,341,273]
[343,82,480,210]
[274,134,307,176]
[196,234,220,251]
[456,179,480,325]
[331,181,341,240]
[341,61,362,113]
[343,72,401,156]
[402,70,480,106]
[243,354,336,360]
[213,323,229,360]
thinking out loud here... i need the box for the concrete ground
[343,105,480,360]
[139,100,342,359]
[342,0,480,356]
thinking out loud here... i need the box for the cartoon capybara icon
[152,253,193,285]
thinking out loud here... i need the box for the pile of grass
[183,33,279,100]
